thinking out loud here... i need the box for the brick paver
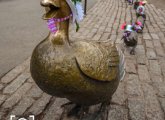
[0,0,165,119]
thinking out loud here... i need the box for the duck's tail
[117,46,126,81]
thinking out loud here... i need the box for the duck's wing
[74,41,125,82]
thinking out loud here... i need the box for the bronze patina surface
[30,0,123,107]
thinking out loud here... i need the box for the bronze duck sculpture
[30,0,125,119]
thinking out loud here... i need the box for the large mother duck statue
[30,0,125,119]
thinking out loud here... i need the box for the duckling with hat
[121,23,138,55]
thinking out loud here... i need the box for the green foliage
[76,21,80,32]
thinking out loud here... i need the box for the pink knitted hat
[136,21,142,26]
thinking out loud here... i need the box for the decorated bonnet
[66,0,84,22]
[139,0,147,5]
[66,0,84,31]
[47,0,84,33]
[126,25,133,32]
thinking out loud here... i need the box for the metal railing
[84,0,87,15]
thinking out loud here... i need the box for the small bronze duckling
[136,1,147,27]
[30,0,125,119]
[121,24,138,55]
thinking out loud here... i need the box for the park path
[0,0,165,119]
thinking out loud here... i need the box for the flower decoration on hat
[121,23,127,30]
[136,21,142,26]
[139,1,143,5]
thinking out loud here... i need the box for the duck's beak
[41,0,60,20]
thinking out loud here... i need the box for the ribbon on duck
[47,14,73,34]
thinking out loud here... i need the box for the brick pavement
[0,0,165,119]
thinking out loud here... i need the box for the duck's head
[41,0,72,20]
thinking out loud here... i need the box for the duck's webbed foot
[130,48,135,55]
[69,105,89,119]
[130,50,135,55]
[62,102,89,119]
[94,102,110,120]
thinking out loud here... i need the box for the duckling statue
[132,21,143,33]
[121,23,138,55]
[136,1,147,27]
[30,0,125,119]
